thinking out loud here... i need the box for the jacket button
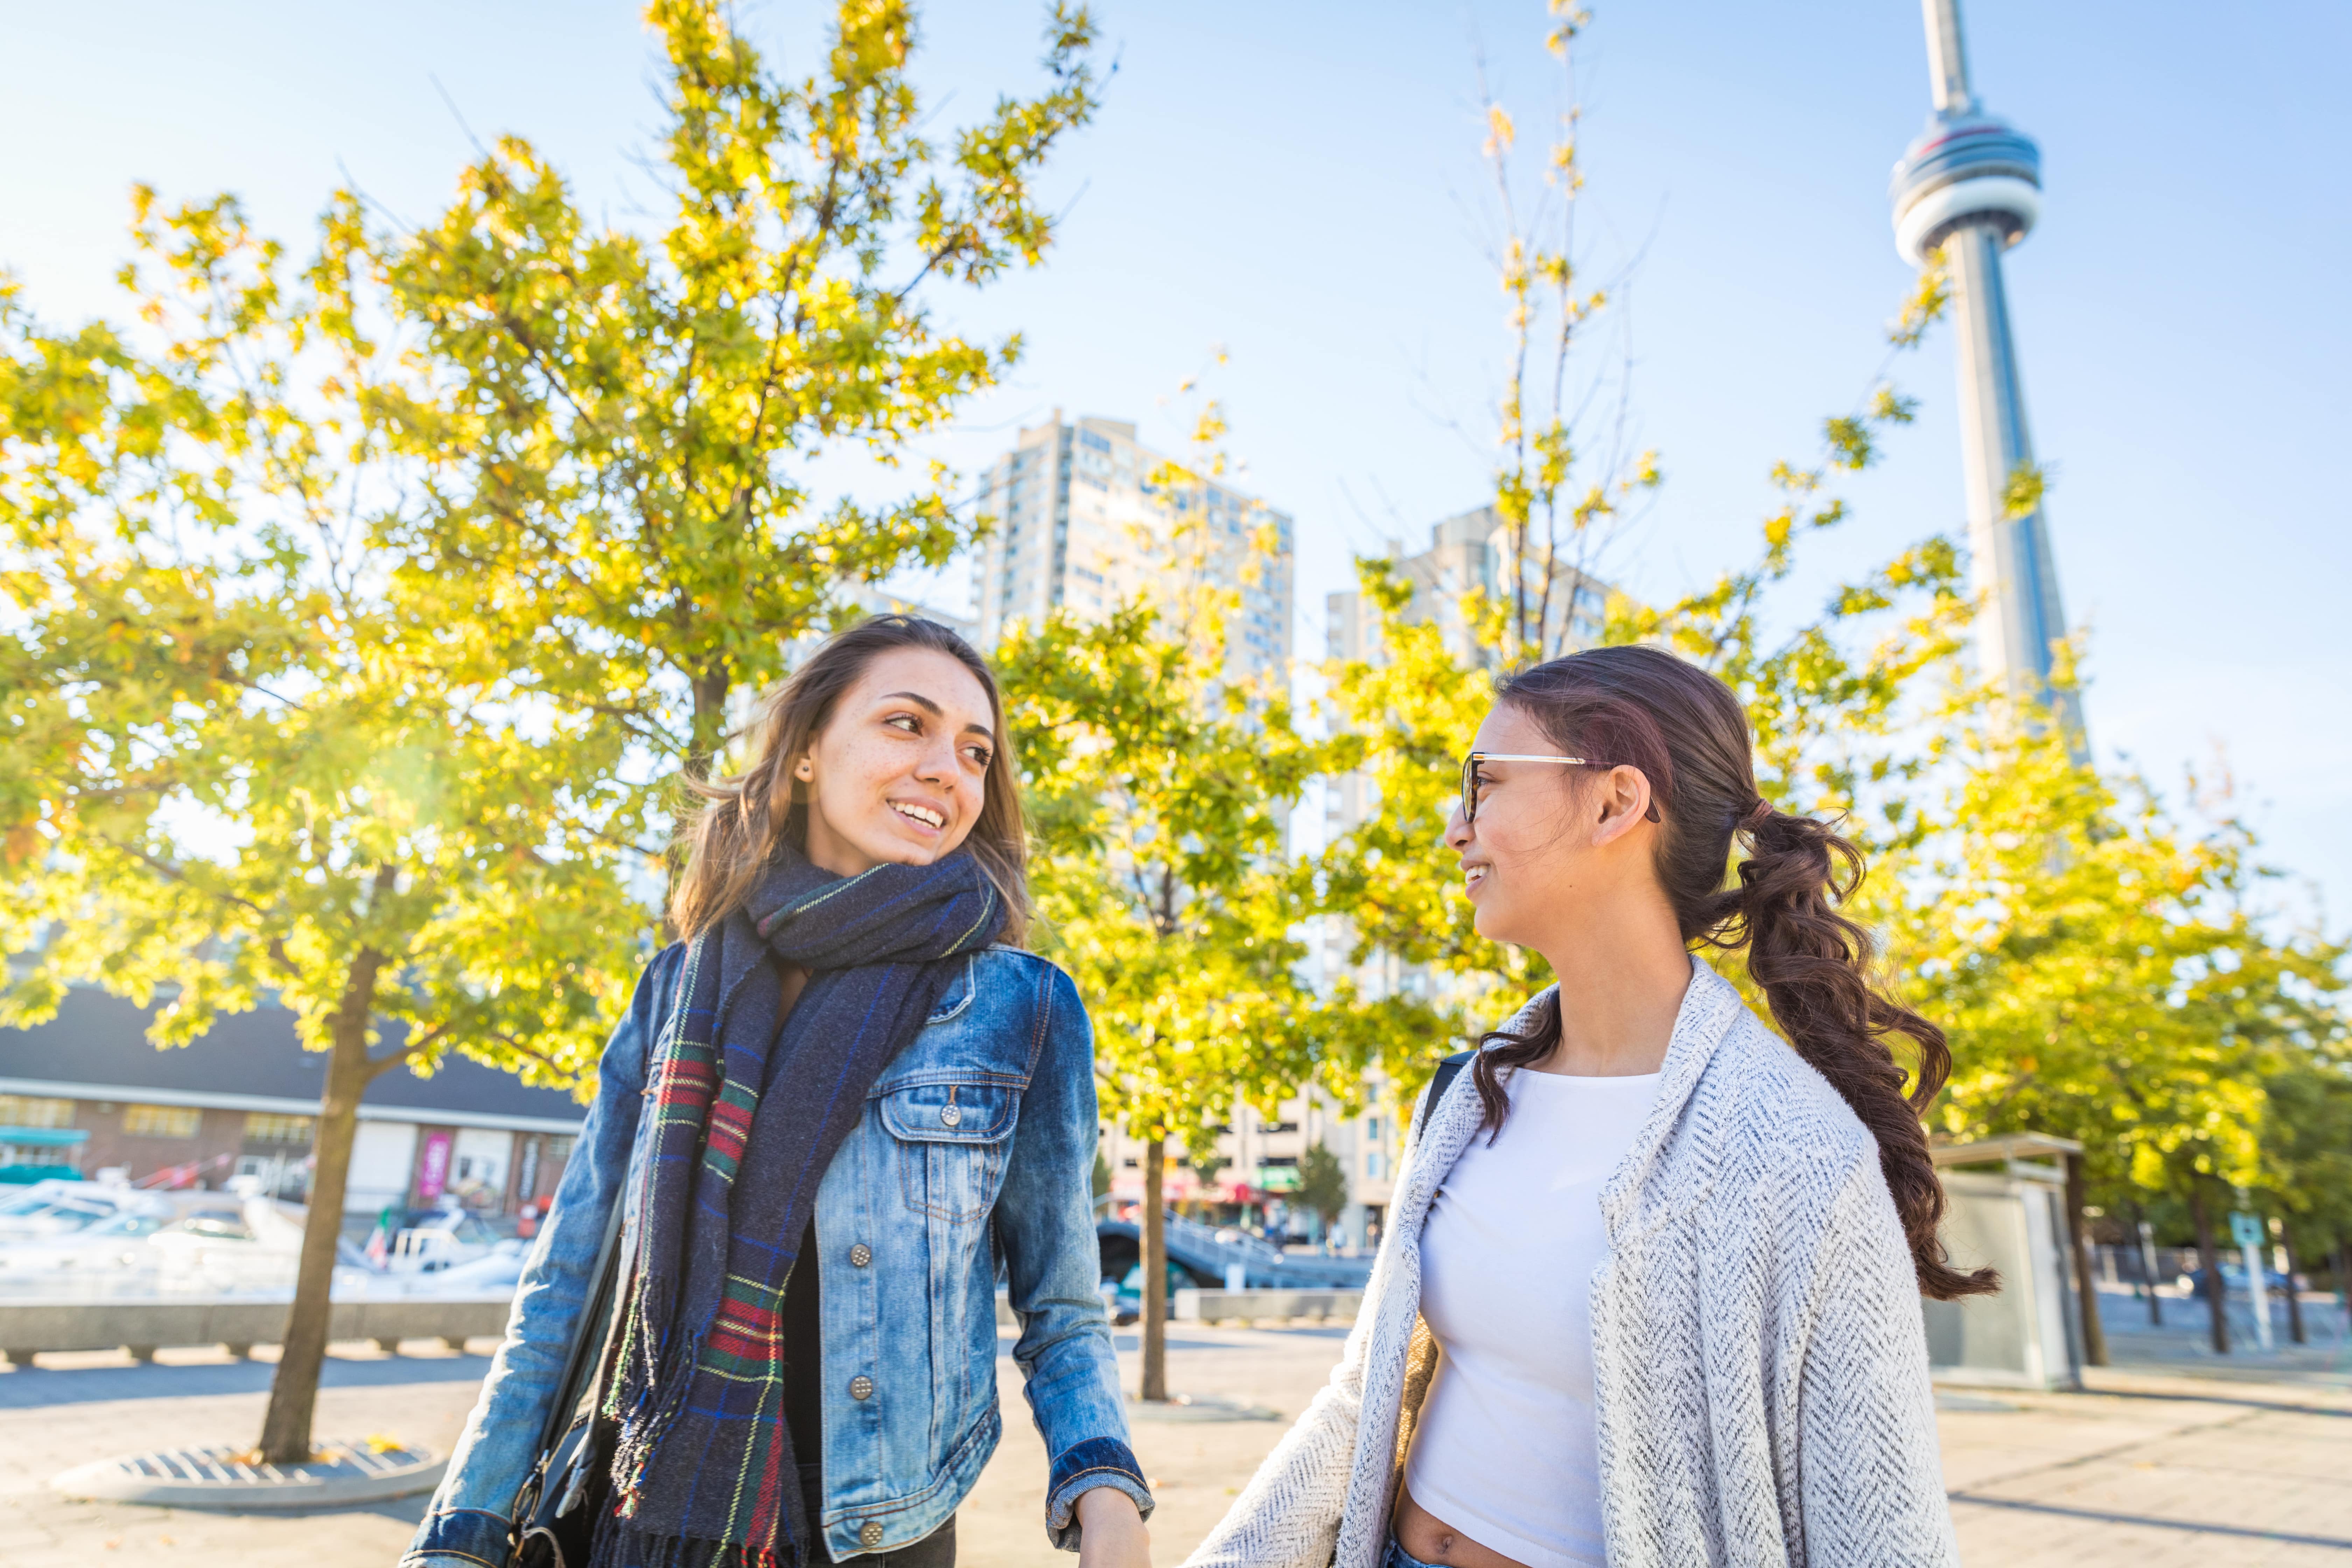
[940,1104,962,1127]
[859,1521,884,1548]
[848,1242,872,1267]
[849,1374,874,1400]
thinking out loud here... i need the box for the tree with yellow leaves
[1895,716,2347,1354]
[2,0,1101,1464]
[1314,4,1977,1116]
[994,385,1451,1397]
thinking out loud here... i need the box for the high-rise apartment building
[1324,503,1613,675]
[1323,503,1617,847]
[970,413,1294,685]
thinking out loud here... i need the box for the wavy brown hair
[668,615,1030,945]
[1475,644,1995,1301]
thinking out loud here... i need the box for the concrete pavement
[0,1306,2346,1566]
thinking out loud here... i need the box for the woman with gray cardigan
[1189,647,1986,1568]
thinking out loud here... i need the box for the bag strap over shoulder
[1413,1051,1476,1148]
[533,1185,629,1466]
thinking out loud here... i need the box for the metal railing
[1159,1212,1286,1267]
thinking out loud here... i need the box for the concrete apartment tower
[970,414,1375,1242]
[1323,504,1616,849]
[1891,0,2085,752]
[1323,504,1614,672]
[969,412,1294,687]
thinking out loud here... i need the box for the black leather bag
[508,1191,629,1568]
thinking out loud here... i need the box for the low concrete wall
[0,1295,516,1362]
[1173,1288,1363,1324]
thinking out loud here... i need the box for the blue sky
[5,0,2345,922]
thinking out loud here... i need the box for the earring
[795,761,813,781]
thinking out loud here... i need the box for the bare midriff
[1393,1486,1532,1568]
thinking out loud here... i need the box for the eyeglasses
[1458,751,1595,825]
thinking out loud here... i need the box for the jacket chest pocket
[879,1081,1018,1224]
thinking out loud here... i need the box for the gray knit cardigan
[1185,958,1958,1568]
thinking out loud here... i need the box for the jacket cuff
[1044,1435,1154,1552]
[400,1505,512,1568]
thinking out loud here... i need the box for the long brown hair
[668,615,1030,945]
[1475,644,1995,1301]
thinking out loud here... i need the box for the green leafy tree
[2257,1062,2352,1341]
[317,0,1100,789]
[2,0,1101,1462]
[0,205,642,1463]
[1295,1139,1349,1241]
[1320,369,1968,1111]
[1898,714,2349,1353]
[1471,4,1660,659]
[995,387,1442,1396]
[1316,4,1973,1120]
[1184,1145,1232,1204]
[997,589,1322,1400]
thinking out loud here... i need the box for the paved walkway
[1937,1371,2352,1564]
[0,1344,476,1565]
[1,1311,2347,1566]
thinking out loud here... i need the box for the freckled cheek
[830,741,901,799]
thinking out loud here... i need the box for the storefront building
[1100,1082,1400,1250]
[0,984,587,1218]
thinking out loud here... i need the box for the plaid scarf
[589,845,1002,1568]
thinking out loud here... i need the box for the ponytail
[1734,807,1995,1300]
[1478,646,1997,1303]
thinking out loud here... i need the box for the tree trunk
[687,667,733,781]
[2279,1227,2306,1347]
[2188,1182,2229,1356]
[257,947,384,1463]
[659,666,736,944]
[1140,1140,1168,1403]
[2062,1154,2109,1367]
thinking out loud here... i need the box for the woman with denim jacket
[402,616,1153,1568]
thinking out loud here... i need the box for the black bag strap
[1413,1050,1476,1148]
[532,1183,629,1467]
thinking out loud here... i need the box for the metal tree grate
[105,1440,429,1486]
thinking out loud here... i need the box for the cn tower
[1891,0,2085,753]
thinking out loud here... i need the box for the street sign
[2230,1210,2265,1250]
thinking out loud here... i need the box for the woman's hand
[1076,1485,1152,1568]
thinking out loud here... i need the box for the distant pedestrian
[1190,645,1987,1568]
[402,617,1150,1568]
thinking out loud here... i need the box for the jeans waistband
[1384,1534,1446,1568]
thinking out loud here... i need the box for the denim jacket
[402,942,1152,1566]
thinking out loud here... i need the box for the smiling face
[1444,698,1665,952]
[794,646,997,876]
[1445,701,1593,948]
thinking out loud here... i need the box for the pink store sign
[415,1130,453,1204]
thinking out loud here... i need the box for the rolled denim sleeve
[995,964,1153,1550]
[400,944,680,1568]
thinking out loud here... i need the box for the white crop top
[1404,1065,1662,1568]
